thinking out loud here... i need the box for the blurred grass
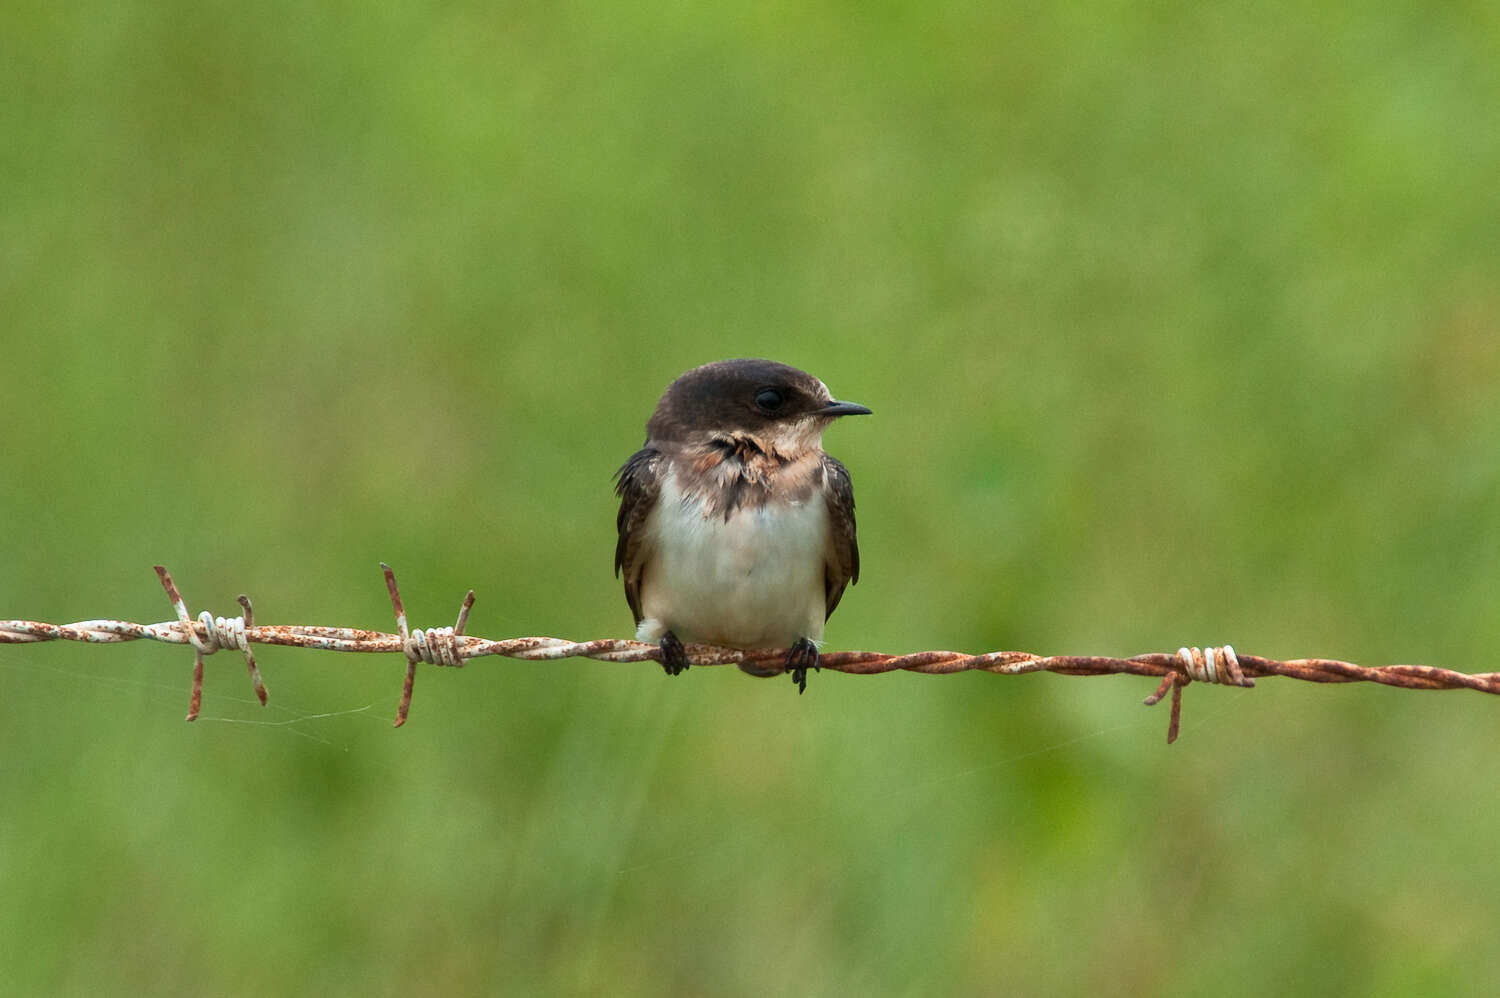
[3,0,1500,994]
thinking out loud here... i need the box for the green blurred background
[4,1,1499,994]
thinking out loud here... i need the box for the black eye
[755,388,784,411]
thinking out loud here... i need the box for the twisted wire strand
[3,565,1497,741]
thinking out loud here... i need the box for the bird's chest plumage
[637,470,829,648]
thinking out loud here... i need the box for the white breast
[636,470,829,649]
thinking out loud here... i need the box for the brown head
[644,359,872,450]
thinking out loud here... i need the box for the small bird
[614,359,871,692]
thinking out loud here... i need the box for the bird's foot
[659,631,689,676]
[786,638,820,694]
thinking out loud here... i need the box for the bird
[614,359,870,693]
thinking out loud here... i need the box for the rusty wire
[2,565,1497,743]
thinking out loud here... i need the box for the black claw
[786,638,820,694]
[659,632,689,677]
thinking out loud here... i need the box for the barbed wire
[2,565,1497,743]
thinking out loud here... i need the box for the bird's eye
[755,388,784,411]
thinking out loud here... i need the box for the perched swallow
[614,359,870,693]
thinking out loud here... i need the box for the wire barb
[1136,646,1252,743]
[3,567,1498,742]
[383,564,475,727]
[152,566,268,720]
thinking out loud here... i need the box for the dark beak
[823,399,873,417]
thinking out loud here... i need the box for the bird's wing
[614,447,663,626]
[821,455,860,620]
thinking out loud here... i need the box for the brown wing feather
[822,455,859,620]
[614,448,662,626]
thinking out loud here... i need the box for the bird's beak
[823,399,873,417]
